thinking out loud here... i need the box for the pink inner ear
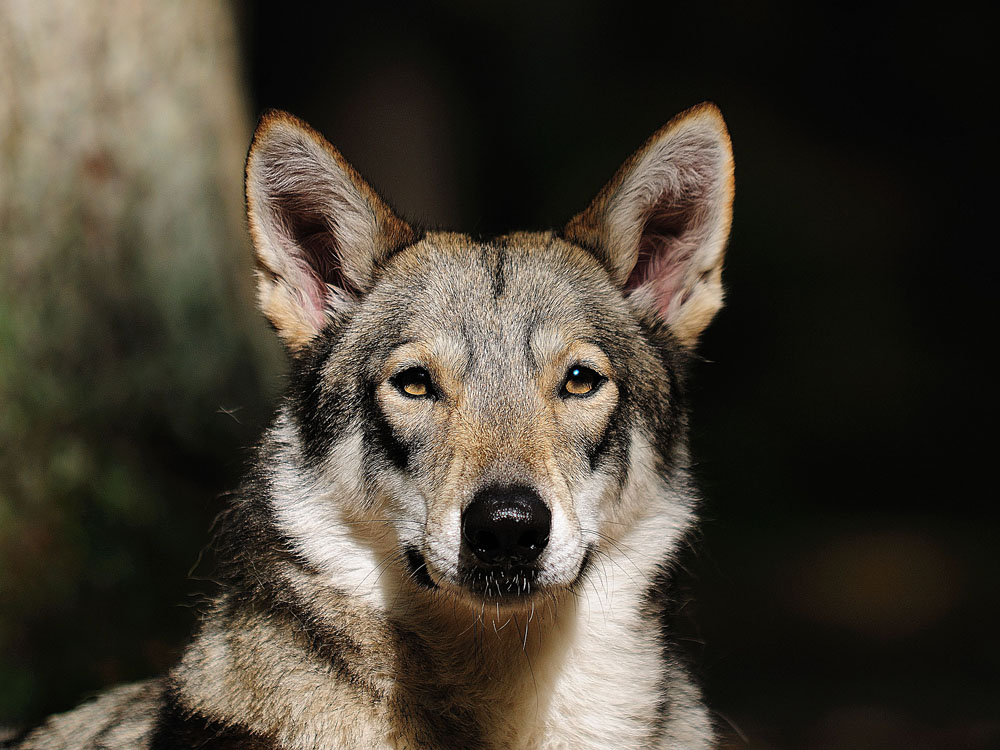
[287,258,331,328]
[275,193,362,323]
[625,201,696,317]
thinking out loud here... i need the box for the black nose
[462,485,551,566]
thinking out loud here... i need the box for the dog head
[245,106,733,611]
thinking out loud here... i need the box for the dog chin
[405,546,595,609]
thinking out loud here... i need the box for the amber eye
[391,367,435,399]
[561,365,604,398]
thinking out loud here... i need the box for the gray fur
[10,104,734,749]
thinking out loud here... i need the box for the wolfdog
[5,102,734,749]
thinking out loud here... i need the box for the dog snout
[461,485,551,566]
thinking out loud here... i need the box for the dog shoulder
[12,680,163,749]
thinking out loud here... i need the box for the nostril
[472,529,499,556]
[518,529,548,553]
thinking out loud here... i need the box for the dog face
[245,107,733,611]
[323,233,640,602]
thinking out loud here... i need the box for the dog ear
[245,110,415,352]
[565,103,734,348]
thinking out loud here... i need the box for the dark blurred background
[1,2,996,748]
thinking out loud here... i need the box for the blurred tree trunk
[0,0,279,723]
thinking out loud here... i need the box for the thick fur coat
[7,103,734,749]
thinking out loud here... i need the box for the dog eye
[561,365,604,398]
[391,367,435,399]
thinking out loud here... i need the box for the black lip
[404,548,437,590]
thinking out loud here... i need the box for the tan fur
[173,516,709,749]
[242,228,714,747]
[12,105,733,749]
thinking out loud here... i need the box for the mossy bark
[0,0,279,724]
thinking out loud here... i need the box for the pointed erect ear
[565,103,734,348]
[245,110,415,351]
